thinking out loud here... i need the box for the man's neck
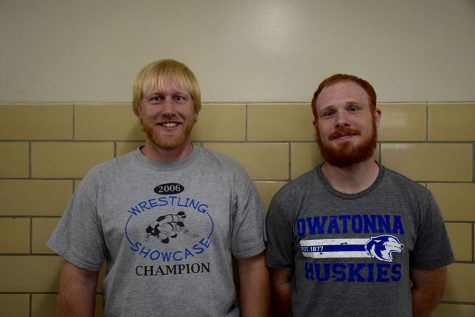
[321,158,380,194]
[141,140,194,163]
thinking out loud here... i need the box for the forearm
[269,267,292,317]
[238,253,270,317]
[270,279,291,317]
[58,261,99,317]
[411,287,443,317]
[411,267,447,317]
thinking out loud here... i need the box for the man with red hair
[266,74,453,317]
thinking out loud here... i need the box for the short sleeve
[230,169,266,259]
[265,192,295,268]
[47,171,106,271]
[410,192,454,269]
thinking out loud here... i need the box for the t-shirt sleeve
[410,192,454,269]
[229,169,266,259]
[47,172,106,271]
[265,191,294,268]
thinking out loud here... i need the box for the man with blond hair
[266,74,453,317]
[49,59,269,316]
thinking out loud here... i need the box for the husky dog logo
[146,211,199,244]
[364,235,404,262]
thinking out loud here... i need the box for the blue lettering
[130,242,141,252]
[172,250,183,261]
[348,263,366,282]
[184,248,194,259]
[157,197,168,206]
[339,215,350,233]
[304,261,314,280]
[352,215,362,233]
[138,246,151,258]
[377,215,392,233]
[332,263,346,282]
[315,263,331,281]
[327,216,340,234]
[197,204,208,213]
[377,263,391,282]
[161,251,172,262]
[391,264,402,281]
[392,215,405,234]
[363,214,377,233]
[297,218,306,237]
[128,206,141,216]
[149,250,160,260]
[148,198,158,208]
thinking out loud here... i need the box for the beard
[140,119,194,150]
[316,121,378,168]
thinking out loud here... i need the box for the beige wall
[0,0,474,103]
[0,102,474,316]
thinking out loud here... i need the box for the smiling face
[138,79,198,159]
[314,80,381,168]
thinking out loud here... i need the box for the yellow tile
[381,143,472,181]
[378,104,426,141]
[291,143,324,179]
[247,104,314,141]
[0,294,29,317]
[0,104,73,140]
[432,304,475,317]
[32,218,60,254]
[0,218,30,253]
[75,104,143,141]
[254,181,286,212]
[0,256,63,292]
[203,143,289,180]
[0,180,72,216]
[429,103,475,141]
[192,104,246,141]
[31,294,57,317]
[444,263,475,302]
[32,142,114,178]
[427,183,475,221]
[31,294,104,317]
[0,142,29,177]
[116,142,143,156]
[445,223,472,261]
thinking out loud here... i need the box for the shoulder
[197,147,249,175]
[272,167,320,202]
[81,149,137,184]
[382,166,430,195]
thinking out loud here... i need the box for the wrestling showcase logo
[124,183,214,276]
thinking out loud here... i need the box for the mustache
[328,128,360,140]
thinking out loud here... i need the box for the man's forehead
[317,81,369,108]
[143,77,189,95]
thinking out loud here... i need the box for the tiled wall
[0,102,474,316]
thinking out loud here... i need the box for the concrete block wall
[0,102,474,316]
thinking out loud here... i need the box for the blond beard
[141,119,195,150]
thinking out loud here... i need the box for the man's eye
[174,95,186,101]
[322,111,335,118]
[348,106,359,112]
[149,96,163,103]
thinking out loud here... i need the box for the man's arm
[58,260,99,317]
[237,252,270,317]
[269,267,292,317]
[411,266,447,317]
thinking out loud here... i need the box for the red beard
[316,121,377,168]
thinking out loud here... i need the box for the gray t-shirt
[48,146,265,317]
[266,164,454,317]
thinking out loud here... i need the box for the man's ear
[374,108,382,128]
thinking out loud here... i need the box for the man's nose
[335,110,349,128]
